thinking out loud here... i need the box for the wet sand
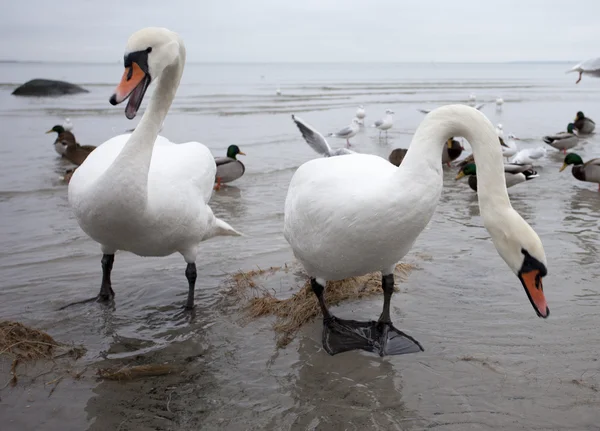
[1,62,600,430]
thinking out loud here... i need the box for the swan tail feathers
[214,218,244,237]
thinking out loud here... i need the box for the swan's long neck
[98,42,186,206]
[399,105,511,211]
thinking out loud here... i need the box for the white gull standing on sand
[292,115,355,157]
[568,57,600,84]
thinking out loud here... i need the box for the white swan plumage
[284,104,549,357]
[67,27,241,310]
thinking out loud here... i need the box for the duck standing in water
[46,125,96,157]
[560,153,600,191]
[456,162,539,192]
[543,123,579,154]
[215,145,246,190]
[573,111,595,135]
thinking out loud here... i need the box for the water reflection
[283,336,423,430]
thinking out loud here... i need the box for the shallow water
[1,62,600,430]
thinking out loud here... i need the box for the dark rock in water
[11,79,89,97]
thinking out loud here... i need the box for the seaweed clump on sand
[228,262,413,348]
[0,320,86,388]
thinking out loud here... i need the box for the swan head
[483,207,549,319]
[109,27,182,119]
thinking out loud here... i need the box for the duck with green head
[214,145,246,190]
[456,162,538,192]
[574,111,595,135]
[559,153,600,191]
[543,123,579,154]
[46,125,96,157]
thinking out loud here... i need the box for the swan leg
[376,273,424,356]
[58,254,115,309]
[185,263,197,309]
[312,277,423,357]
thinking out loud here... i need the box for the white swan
[66,28,241,310]
[284,105,549,357]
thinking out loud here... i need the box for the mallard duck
[214,145,246,190]
[568,57,600,84]
[442,137,463,167]
[64,28,241,310]
[284,104,549,357]
[456,162,538,191]
[543,123,579,154]
[46,125,96,156]
[292,115,355,157]
[574,112,595,135]
[327,118,360,147]
[559,153,600,191]
[388,148,407,166]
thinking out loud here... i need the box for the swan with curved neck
[66,28,241,310]
[284,104,549,357]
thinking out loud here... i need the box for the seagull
[291,115,355,157]
[568,57,600,84]
[276,86,282,96]
[356,105,366,120]
[511,147,547,165]
[496,97,504,106]
[327,118,360,147]
[371,109,394,137]
[63,117,73,132]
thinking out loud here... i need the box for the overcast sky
[1,0,598,63]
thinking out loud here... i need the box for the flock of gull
[290,100,600,193]
[44,27,600,356]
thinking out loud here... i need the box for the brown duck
[46,125,96,161]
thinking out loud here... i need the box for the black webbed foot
[322,316,423,357]
[58,291,114,310]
